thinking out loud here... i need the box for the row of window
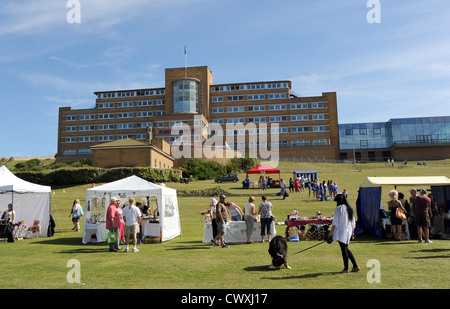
[344,128,382,136]
[65,110,166,122]
[212,93,288,102]
[98,100,165,109]
[211,114,326,124]
[65,122,153,132]
[211,102,325,111]
[211,110,325,121]
[96,90,165,99]
[225,139,328,148]
[64,134,149,144]
[210,82,289,92]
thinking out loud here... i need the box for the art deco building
[56,66,340,166]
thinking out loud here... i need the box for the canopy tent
[246,164,281,187]
[293,170,319,182]
[356,176,450,238]
[84,175,181,243]
[0,165,51,237]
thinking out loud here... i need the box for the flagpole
[184,44,187,78]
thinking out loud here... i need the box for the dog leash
[288,240,327,257]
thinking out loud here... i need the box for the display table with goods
[82,194,107,244]
[202,217,276,243]
[287,217,333,227]
[142,216,161,239]
[286,215,333,241]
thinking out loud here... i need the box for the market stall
[246,164,281,188]
[83,175,181,244]
[292,170,319,183]
[356,176,450,238]
[0,166,51,238]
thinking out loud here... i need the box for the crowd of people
[385,188,445,243]
[208,194,275,248]
[206,192,360,273]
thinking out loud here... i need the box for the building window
[78,149,93,155]
[292,140,310,147]
[64,149,77,156]
[313,139,327,146]
[346,129,353,135]
[291,115,309,121]
[313,126,326,132]
[173,79,200,114]
[211,97,223,102]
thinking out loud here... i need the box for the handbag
[106,231,119,244]
[395,207,406,220]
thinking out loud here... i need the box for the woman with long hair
[388,190,406,241]
[328,194,360,273]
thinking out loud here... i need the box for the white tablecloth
[203,221,276,243]
[82,222,107,244]
[143,221,161,237]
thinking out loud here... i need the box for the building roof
[90,138,174,160]
[90,138,149,149]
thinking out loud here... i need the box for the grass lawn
[1,160,449,289]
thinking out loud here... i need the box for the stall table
[82,222,107,244]
[288,218,333,228]
[203,221,276,243]
[142,218,161,238]
[381,218,410,240]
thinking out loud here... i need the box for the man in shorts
[214,194,229,248]
[123,197,142,252]
[415,189,433,243]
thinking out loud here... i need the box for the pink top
[106,204,120,229]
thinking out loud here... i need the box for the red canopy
[246,164,281,187]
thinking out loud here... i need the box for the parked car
[215,174,239,183]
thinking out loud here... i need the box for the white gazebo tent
[83,175,181,243]
[0,165,51,237]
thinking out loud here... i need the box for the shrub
[183,158,226,180]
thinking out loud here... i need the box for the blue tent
[356,176,450,238]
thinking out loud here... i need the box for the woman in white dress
[328,194,360,273]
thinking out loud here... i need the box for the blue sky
[1,0,449,157]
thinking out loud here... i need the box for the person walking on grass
[328,194,360,274]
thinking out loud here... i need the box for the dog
[268,235,291,269]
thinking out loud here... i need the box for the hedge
[14,167,182,187]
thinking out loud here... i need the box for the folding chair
[25,220,41,238]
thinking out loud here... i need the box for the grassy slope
[0,160,449,289]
